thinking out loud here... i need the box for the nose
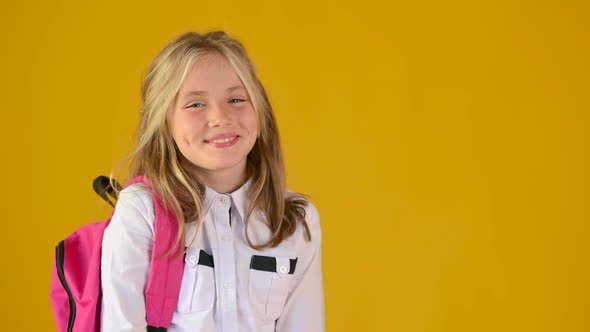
[207,102,231,127]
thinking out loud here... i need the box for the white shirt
[100,179,324,332]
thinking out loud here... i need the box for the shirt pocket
[177,249,216,313]
[248,255,298,322]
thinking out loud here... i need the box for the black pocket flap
[250,255,297,274]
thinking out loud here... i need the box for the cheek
[170,112,205,145]
[245,109,260,136]
[170,117,186,144]
[250,119,259,137]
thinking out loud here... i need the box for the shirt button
[188,255,197,263]
[279,265,288,274]
[220,196,229,205]
[224,281,233,289]
[222,234,232,242]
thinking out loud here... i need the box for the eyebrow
[180,85,246,98]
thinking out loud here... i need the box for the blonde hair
[113,31,310,255]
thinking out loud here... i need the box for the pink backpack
[50,176,185,332]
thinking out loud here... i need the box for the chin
[201,159,247,172]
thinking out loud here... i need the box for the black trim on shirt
[250,255,297,274]
[198,249,214,268]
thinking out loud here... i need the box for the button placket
[212,194,238,319]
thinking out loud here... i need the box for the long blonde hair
[113,31,311,255]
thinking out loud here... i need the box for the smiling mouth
[204,135,239,148]
[207,137,237,144]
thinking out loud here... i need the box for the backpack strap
[128,176,185,330]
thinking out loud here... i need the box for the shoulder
[286,190,320,224]
[303,199,322,241]
[287,196,322,272]
[286,190,322,244]
[117,183,153,213]
[106,183,155,238]
[303,199,320,225]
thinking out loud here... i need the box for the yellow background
[1,0,588,331]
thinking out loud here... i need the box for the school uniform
[100,179,324,332]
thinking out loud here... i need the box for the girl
[100,31,324,331]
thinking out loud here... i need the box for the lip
[204,133,240,148]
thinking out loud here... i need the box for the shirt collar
[201,177,252,221]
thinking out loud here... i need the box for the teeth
[211,137,235,144]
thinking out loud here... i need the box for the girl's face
[169,52,259,184]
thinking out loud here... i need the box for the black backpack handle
[92,175,122,207]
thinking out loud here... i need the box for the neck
[192,164,247,194]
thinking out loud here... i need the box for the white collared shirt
[100,179,324,332]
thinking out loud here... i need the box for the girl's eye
[188,102,205,109]
[229,98,246,104]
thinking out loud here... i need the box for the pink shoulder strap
[128,176,184,329]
